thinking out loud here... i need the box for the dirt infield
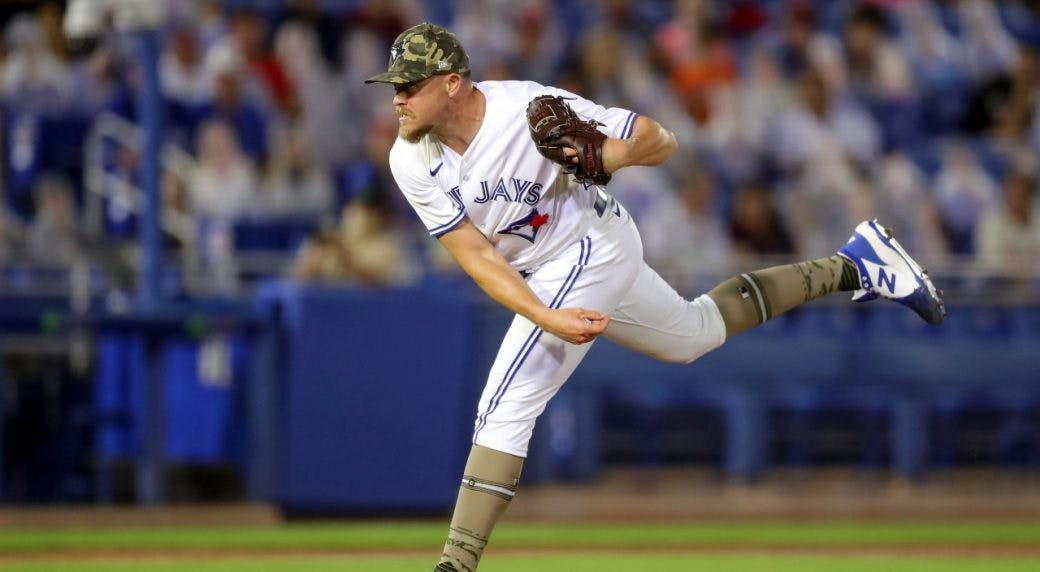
[506,467,1040,522]
[0,503,281,529]
[4,468,1039,528]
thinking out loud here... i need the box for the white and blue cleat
[837,219,947,325]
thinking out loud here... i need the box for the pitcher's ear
[444,73,465,97]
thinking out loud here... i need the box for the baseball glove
[526,95,612,185]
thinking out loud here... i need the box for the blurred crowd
[1,0,1039,294]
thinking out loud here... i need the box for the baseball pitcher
[365,23,945,572]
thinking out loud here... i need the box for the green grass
[1,521,1039,571]
[5,555,1040,572]
[1,521,1039,552]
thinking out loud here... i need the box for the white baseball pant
[472,201,727,457]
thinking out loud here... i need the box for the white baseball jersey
[388,80,726,458]
[388,80,638,273]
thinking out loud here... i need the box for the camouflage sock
[436,444,524,572]
[708,256,855,337]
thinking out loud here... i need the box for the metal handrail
[83,111,197,248]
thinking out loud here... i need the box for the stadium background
[0,0,1038,570]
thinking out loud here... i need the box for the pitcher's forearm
[461,247,551,325]
[437,219,607,344]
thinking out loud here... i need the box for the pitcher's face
[393,76,445,143]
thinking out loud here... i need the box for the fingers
[578,309,608,321]
[578,309,608,324]
[581,316,609,333]
[542,307,611,344]
[570,308,610,344]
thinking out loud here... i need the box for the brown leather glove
[526,95,611,185]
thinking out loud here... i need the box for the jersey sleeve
[539,86,639,140]
[388,141,466,237]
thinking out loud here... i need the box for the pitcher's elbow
[658,129,678,161]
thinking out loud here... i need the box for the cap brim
[364,71,428,85]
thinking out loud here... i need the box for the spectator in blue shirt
[194,45,268,164]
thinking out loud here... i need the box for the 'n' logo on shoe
[877,268,897,293]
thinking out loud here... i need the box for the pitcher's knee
[651,322,727,363]
[652,343,710,364]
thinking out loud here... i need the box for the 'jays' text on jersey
[388,80,638,273]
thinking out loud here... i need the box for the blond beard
[398,122,432,144]
[397,110,435,143]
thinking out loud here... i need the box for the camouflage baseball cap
[364,23,470,85]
